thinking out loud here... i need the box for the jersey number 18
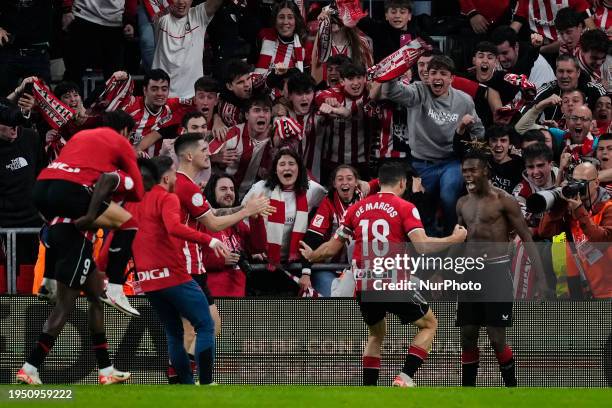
[359,219,390,257]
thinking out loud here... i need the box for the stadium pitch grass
[1,386,611,408]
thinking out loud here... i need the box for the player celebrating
[301,162,467,387]
[130,156,228,385]
[456,145,548,387]
[17,125,144,385]
[172,133,275,374]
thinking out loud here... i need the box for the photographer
[539,162,612,299]
[513,143,559,236]
[201,173,267,298]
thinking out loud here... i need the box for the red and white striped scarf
[273,116,303,141]
[266,186,309,267]
[336,0,368,28]
[255,28,304,76]
[592,6,612,31]
[143,0,173,19]
[512,237,537,299]
[316,16,333,63]
[218,99,243,127]
[32,79,75,130]
[367,38,430,83]
[91,74,134,112]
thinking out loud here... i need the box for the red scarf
[273,116,303,142]
[266,186,309,268]
[316,15,333,63]
[367,38,429,82]
[336,0,368,28]
[32,79,75,130]
[90,74,134,112]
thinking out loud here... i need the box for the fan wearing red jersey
[99,69,191,157]
[209,96,274,199]
[301,161,467,387]
[299,165,379,296]
[511,0,594,53]
[17,122,145,386]
[273,73,326,181]
[130,156,228,385]
[316,62,372,178]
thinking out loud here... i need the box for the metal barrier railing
[0,228,40,294]
[249,263,348,272]
[0,227,348,294]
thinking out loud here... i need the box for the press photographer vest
[566,201,612,299]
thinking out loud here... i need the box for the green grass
[1,386,611,408]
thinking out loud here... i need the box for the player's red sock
[362,356,381,386]
[27,332,56,368]
[461,347,479,386]
[402,345,428,378]
[92,332,112,370]
[495,345,517,387]
[167,363,179,384]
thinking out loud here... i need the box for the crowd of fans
[1,0,611,299]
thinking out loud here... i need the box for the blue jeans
[411,158,463,236]
[312,271,337,297]
[146,279,215,384]
[137,4,156,71]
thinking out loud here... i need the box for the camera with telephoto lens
[526,180,589,213]
[561,180,588,198]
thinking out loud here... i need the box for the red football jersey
[339,192,424,267]
[38,127,144,202]
[131,185,213,293]
[174,172,212,275]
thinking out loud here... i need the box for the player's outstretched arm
[407,225,467,254]
[299,236,345,264]
[162,194,230,257]
[200,193,275,232]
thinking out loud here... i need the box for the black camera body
[236,251,254,277]
[561,180,588,198]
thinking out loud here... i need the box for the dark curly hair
[204,173,240,208]
[265,147,310,194]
